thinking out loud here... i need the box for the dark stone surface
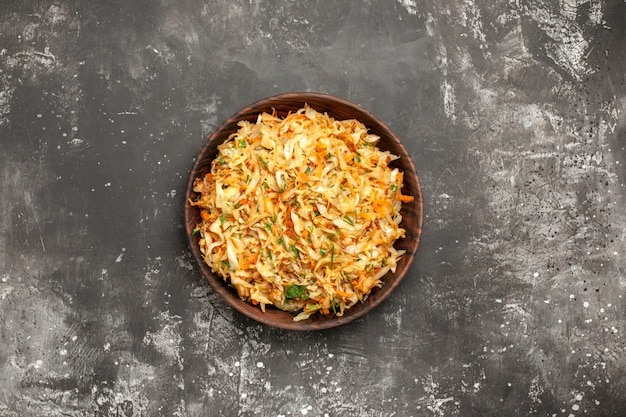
[1,0,625,416]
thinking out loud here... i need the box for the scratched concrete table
[1,1,625,416]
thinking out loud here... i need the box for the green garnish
[285,284,308,300]
[237,139,247,148]
[391,183,398,193]
[259,156,267,167]
[344,215,355,226]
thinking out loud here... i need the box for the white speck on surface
[396,0,418,15]
[69,138,84,147]
[442,79,456,121]
[256,361,265,368]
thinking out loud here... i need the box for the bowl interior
[184,92,423,330]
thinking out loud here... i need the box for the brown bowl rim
[184,92,423,330]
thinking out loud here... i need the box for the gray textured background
[1,0,625,416]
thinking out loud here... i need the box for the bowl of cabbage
[184,92,423,330]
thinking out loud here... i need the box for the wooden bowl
[184,92,423,330]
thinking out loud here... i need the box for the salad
[190,105,413,321]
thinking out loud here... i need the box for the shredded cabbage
[190,105,414,321]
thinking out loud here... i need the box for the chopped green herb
[263,180,270,189]
[267,248,273,260]
[331,243,335,264]
[278,237,284,245]
[219,214,225,226]
[237,139,247,148]
[221,260,230,268]
[192,227,200,235]
[259,156,267,167]
[305,166,312,174]
[391,183,398,193]
[217,157,226,165]
[344,215,355,226]
[355,154,362,163]
[285,284,308,300]
[290,244,300,257]
[265,222,272,232]
[320,248,328,256]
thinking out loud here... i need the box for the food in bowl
[189,105,414,321]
